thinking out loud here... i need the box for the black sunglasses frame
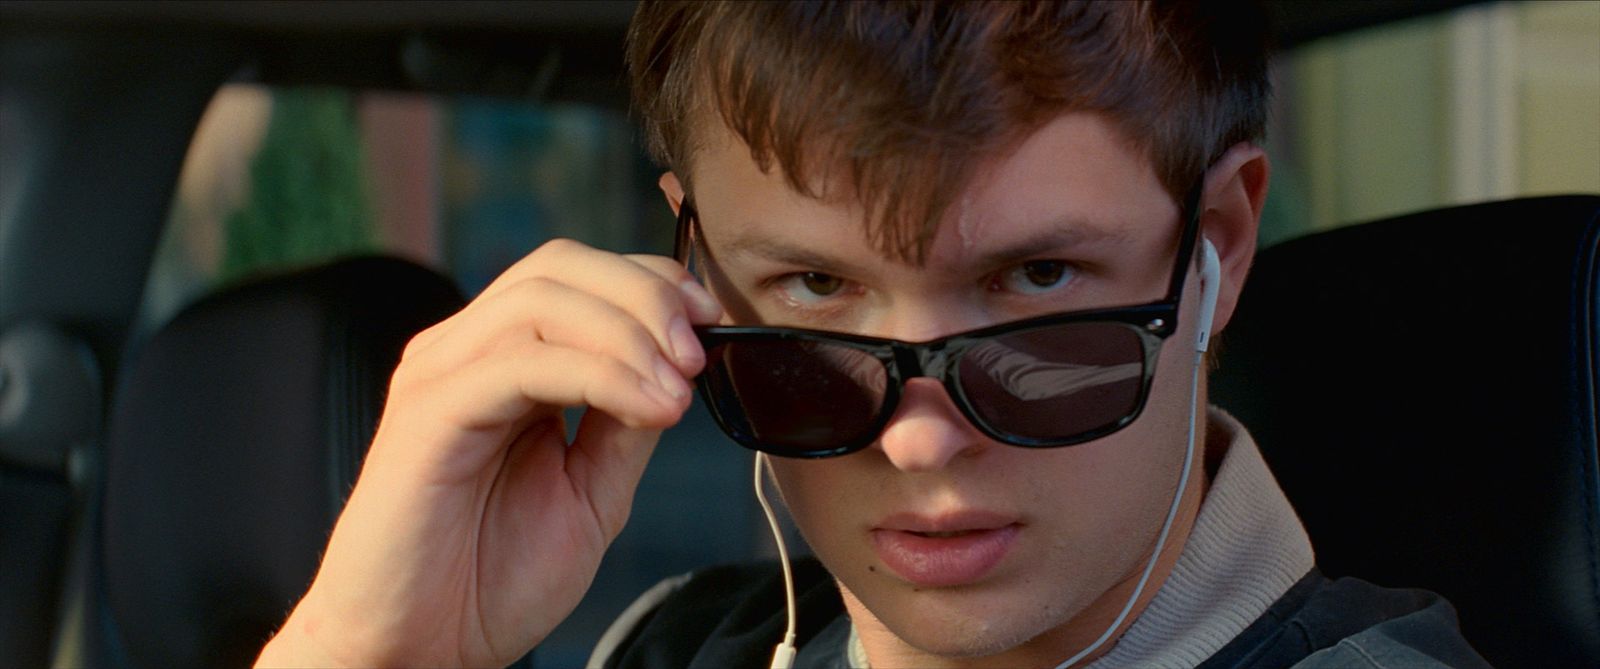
[675,175,1206,458]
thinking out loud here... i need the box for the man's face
[681,113,1210,662]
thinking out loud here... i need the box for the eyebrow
[972,221,1128,269]
[715,215,1128,274]
[720,235,871,276]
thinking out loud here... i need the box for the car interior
[0,1,1595,668]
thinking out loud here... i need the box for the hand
[256,239,721,667]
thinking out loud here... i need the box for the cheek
[767,461,857,542]
[1119,334,1202,485]
[1028,348,1200,542]
[768,457,910,575]
[1147,352,1196,431]
[1027,429,1181,535]
[1062,327,1204,543]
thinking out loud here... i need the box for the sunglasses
[675,178,1204,458]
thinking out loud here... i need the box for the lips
[871,512,1021,587]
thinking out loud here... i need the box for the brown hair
[627,1,1271,263]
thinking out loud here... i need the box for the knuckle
[386,359,423,395]
[620,320,665,361]
[483,279,568,332]
[596,356,642,391]
[400,327,437,362]
[630,254,695,283]
[505,276,560,304]
[533,237,585,258]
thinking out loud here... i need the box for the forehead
[689,112,1176,270]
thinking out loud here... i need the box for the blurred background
[2,1,1596,667]
[133,1,1599,330]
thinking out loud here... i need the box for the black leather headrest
[1212,195,1599,668]
[101,257,464,668]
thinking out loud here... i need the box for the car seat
[94,256,464,668]
[1211,195,1600,668]
[0,322,99,668]
[84,253,762,669]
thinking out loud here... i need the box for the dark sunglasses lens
[701,339,888,455]
[957,322,1147,443]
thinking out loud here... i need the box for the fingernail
[680,280,721,318]
[654,357,689,401]
[668,316,703,368]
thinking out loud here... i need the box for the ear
[659,169,749,325]
[1199,143,1269,337]
[658,172,686,216]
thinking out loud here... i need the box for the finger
[473,238,598,303]
[397,311,461,365]
[477,239,650,307]
[516,243,705,374]
[623,254,724,325]
[472,239,706,375]
[419,278,688,399]
[564,411,662,542]
[421,342,689,441]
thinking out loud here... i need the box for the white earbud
[1195,238,1222,353]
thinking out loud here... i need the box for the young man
[258,2,1489,667]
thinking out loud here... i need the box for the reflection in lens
[965,343,1140,400]
[959,323,1145,441]
[815,342,889,397]
[703,339,887,452]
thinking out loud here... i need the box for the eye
[994,260,1076,296]
[775,271,849,305]
[800,272,843,296]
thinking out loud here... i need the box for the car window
[1261,1,1599,247]
[136,84,672,339]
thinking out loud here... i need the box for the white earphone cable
[1048,348,1203,668]
[755,453,800,669]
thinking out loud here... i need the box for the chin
[898,624,1030,659]
[844,578,1075,660]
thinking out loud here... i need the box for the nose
[876,377,989,472]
